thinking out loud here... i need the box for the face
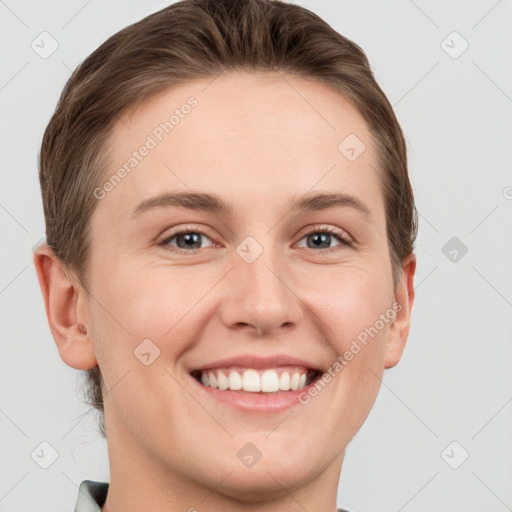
[70,71,414,499]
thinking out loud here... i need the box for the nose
[219,242,304,337]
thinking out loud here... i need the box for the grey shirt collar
[74,480,108,512]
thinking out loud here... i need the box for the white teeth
[290,372,300,391]
[228,370,242,390]
[198,368,312,392]
[217,371,229,390]
[242,369,261,392]
[261,370,280,392]
[279,372,290,390]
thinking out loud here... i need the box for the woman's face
[79,71,414,498]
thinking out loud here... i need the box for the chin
[210,461,319,503]
[193,439,326,502]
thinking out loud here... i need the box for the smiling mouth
[190,367,321,393]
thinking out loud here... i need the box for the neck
[101,413,344,512]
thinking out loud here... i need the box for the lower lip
[190,374,319,413]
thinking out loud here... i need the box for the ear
[384,253,416,369]
[33,242,98,370]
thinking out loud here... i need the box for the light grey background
[1,1,511,511]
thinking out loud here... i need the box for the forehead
[99,70,383,224]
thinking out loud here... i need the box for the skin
[34,71,415,512]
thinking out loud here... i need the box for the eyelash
[158,225,353,254]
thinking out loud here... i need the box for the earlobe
[33,243,98,370]
[384,253,416,369]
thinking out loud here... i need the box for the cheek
[89,261,223,361]
[301,262,393,349]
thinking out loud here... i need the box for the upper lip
[189,354,324,373]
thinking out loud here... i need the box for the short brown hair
[39,0,418,438]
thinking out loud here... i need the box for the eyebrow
[131,191,371,218]
[289,191,371,217]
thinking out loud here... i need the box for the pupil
[179,233,201,249]
[308,233,330,249]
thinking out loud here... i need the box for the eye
[296,226,353,251]
[158,225,353,254]
[159,229,215,251]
